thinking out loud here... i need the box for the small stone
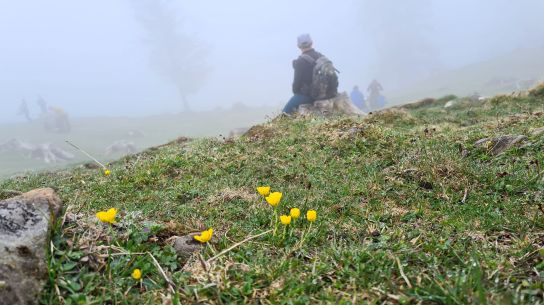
[459,145,469,158]
[474,135,527,155]
[530,127,544,137]
[172,234,203,259]
[419,181,434,190]
[444,100,457,108]
[82,162,100,169]
[0,188,62,305]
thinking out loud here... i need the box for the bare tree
[133,0,211,112]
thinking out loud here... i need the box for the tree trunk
[182,95,191,113]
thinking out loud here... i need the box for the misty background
[1,0,543,177]
[1,0,543,122]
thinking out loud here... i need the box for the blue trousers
[282,94,314,114]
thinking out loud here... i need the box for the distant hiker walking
[17,99,32,122]
[282,34,339,114]
[367,79,384,111]
[350,86,367,112]
[36,96,47,114]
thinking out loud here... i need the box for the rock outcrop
[298,93,365,117]
[0,139,74,164]
[105,140,137,156]
[0,188,62,305]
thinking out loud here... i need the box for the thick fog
[1,0,544,123]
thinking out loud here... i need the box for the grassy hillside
[1,87,544,304]
[388,47,544,106]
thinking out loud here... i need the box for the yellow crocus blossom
[290,208,301,219]
[306,210,317,222]
[280,215,292,225]
[194,228,213,243]
[96,208,117,224]
[131,268,142,280]
[257,186,271,196]
[265,192,282,207]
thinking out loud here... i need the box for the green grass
[1,90,544,304]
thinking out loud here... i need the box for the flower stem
[273,208,279,237]
[207,243,217,255]
[107,225,117,304]
[296,222,313,250]
[289,220,295,238]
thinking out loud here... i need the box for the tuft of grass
[1,91,544,304]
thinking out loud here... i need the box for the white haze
[1,0,543,123]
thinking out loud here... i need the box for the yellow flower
[131,268,142,280]
[290,208,301,219]
[194,228,213,243]
[280,215,291,225]
[265,192,282,207]
[307,210,317,222]
[257,186,271,196]
[104,169,111,176]
[96,208,117,224]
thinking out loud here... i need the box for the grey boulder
[298,93,365,117]
[0,188,62,305]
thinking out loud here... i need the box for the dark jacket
[292,49,323,96]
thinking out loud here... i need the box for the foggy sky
[1,0,543,122]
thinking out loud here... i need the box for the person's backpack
[301,54,339,100]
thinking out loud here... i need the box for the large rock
[298,93,365,117]
[474,135,528,155]
[105,140,137,156]
[0,139,74,164]
[0,188,62,305]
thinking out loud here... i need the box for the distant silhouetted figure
[36,96,47,114]
[17,99,32,122]
[367,79,384,111]
[350,86,368,112]
[367,79,383,98]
